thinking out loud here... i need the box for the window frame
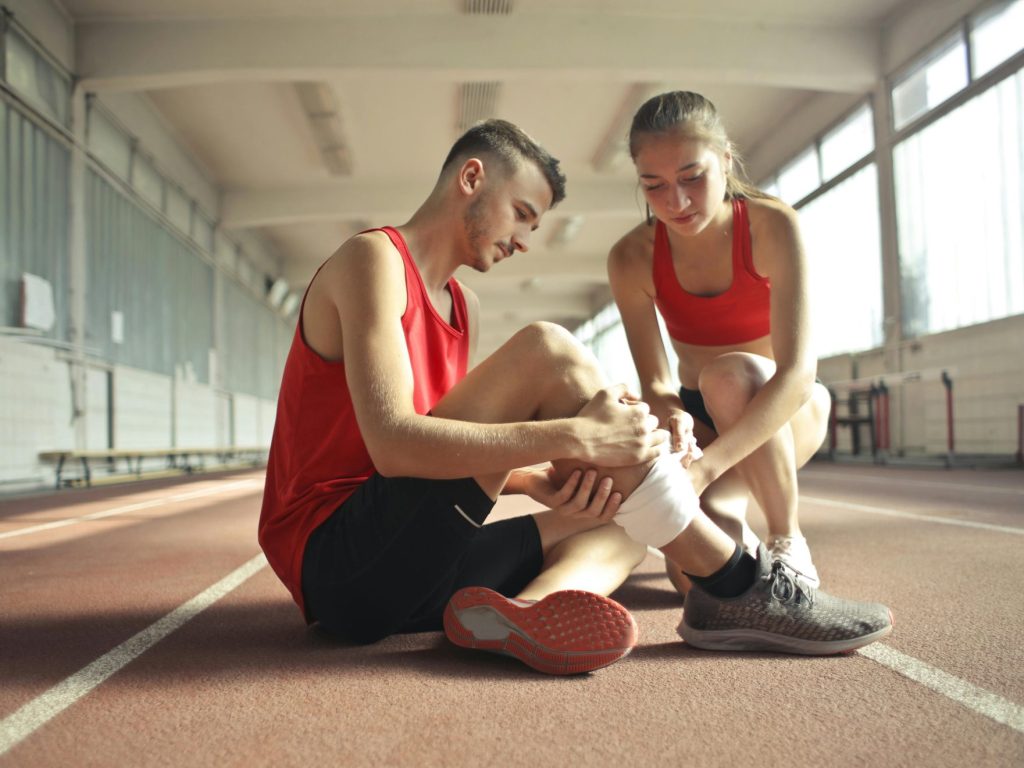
[887,0,1024,142]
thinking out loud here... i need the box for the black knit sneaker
[678,545,892,655]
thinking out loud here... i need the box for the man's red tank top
[257,227,470,619]
[652,197,770,346]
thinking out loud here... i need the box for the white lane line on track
[802,495,1024,536]
[0,479,264,541]
[860,644,1024,734]
[805,470,1024,496]
[0,553,268,757]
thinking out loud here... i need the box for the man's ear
[458,158,485,196]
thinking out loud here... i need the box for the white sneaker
[766,535,820,588]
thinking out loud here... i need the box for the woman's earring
[645,203,653,225]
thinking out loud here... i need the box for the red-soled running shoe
[443,586,638,675]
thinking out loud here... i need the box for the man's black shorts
[302,473,544,644]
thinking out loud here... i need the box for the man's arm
[322,232,662,479]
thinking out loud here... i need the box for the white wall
[259,399,277,446]
[112,366,173,450]
[85,366,110,451]
[174,379,219,448]
[0,338,273,487]
[0,337,73,486]
[818,314,1024,458]
[232,393,262,446]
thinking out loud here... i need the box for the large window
[800,165,884,356]
[892,33,969,131]
[574,304,639,390]
[1,20,70,128]
[0,100,70,337]
[894,68,1024,336]
[575,303,680,392]
[820,106,874,181]
[776,148,820,205]
[761,103,884,357]
[971,0,1024,78]
[768,103,876,206]
[891,0,1024,132]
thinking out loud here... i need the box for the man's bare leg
[439,323,891,664]
[431,322,663,599]
[518,517,647,600]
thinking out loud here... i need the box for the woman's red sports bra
[652,197,771,346]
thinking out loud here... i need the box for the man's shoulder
[314,229,404,291]
[326,229,398,268]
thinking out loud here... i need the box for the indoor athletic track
[1,464,1022,767]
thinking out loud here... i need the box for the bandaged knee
[613,450,700,548]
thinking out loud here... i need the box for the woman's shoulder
[743,195,797,225]
[609,220,657,265]
[743,196,801,250]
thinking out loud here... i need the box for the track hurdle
[826,367,957,465]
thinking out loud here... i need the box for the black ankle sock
[685,545,757,598]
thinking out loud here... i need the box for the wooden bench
[38,446,268,488]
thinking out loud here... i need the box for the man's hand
[666,409,703,468]
[517,466,622,520]
[574,384,669,466]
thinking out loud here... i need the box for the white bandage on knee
[613,449,700,548]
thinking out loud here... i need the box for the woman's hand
[666,409,703,468]
[684,456,716,497]
[517,465,623,521]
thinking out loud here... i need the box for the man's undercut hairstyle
[441,119,567,207]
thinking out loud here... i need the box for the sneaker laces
[766,560,814,607]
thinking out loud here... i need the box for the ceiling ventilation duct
[295,82,352,176]
[463,0,513,14]
[457,82,501,134]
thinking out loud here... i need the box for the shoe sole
[444,587,637,675]
[678,618,893,656]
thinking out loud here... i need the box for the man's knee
[511,321,602,390]
[513,321,589,362]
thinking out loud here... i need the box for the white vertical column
[68,85,89,450]
[872,79,905,453]
[872,81,902,354]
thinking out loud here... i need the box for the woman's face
[633,132,731,237]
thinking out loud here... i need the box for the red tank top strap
[377,226,467,337]
[732,198,763,280]
[652,219,673,298]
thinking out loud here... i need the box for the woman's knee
[698,353,772,422]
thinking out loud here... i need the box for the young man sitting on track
[258,119,893,675]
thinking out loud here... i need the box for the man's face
[463,161,554,273]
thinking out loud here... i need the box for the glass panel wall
[894,69,1024,336]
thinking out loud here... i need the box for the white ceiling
[57,0,913,356]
